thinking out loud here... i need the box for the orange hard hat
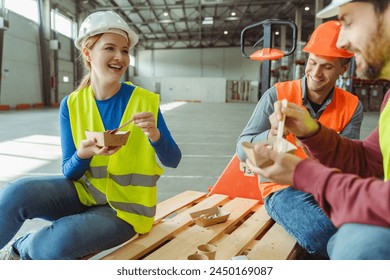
[303,20,353,58]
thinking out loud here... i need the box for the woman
[0,11,181,260]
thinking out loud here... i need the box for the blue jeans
[328,223,390,259]
[0,176,136,259]
[264,187,337,258]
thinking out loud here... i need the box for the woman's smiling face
[87,33,130,83]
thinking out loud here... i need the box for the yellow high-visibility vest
[379,99,390,181]
[67,84,163,233]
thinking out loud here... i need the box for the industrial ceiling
[73,0,333,50]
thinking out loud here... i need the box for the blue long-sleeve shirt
[60,82,182,180]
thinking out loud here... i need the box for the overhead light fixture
[225,16,239,21]
[231,11,236,16]
[224,30,229,35]
[163,11,169,16]
[159,19,174,24]
[305,7,310,11]
[202,17,214,25]
[275,31,280,35]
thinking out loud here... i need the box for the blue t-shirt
[60,82,181,180]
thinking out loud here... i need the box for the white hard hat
[317,0,354,18]
[75,11,139,50]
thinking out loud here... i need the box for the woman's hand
[77,138,121,159]
[133,112,161,142]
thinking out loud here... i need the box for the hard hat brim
[75,28,139,51]
[316,0,354,19]
[303,46,354,58]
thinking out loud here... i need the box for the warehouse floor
[0,101,380,243]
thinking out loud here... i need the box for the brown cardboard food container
[187,253,209,260]
[85,130,130,147]
[242,138,297,168]
[190,206,230,227]
[197,244,217,260]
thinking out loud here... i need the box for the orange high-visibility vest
[260,79,359,198]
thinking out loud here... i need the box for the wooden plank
[286,243,304,260]
[86,190,206,260]
[215,206,274,260]
[100,194,229,260]
[154,190,207,223]
[144,197,260,260]
[246,223,296,260]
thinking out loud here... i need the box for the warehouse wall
[0,10,74,108]
[1,12,42,107]
[55,31,75,102]
[134,47,261,103]
[0,10,261,107]
[137,47,259,79]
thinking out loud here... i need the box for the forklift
[208,19,298,201]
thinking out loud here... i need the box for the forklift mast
[241,19,297,98]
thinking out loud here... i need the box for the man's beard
[357,63,381,80]
[357,19,389,80]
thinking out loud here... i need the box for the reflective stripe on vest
[83,168,160,203]
[110,201,156,218]
[259,80,359,198]
[110,173,160,187]
[379,98,390,181]
[89,166,108,178]
[80,175,107,204]
[67,84,163,233]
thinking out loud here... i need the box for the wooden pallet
[96,190,299,260]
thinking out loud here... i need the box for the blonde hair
[75,34,103,91]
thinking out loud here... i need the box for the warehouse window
[51,10,74,38]
[5,0,39,23]
[130,54,135,67]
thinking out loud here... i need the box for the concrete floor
[0,102,380,241]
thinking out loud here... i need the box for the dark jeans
[328,223,390,260]
[264,187,337,258]
[0,176,136,259]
